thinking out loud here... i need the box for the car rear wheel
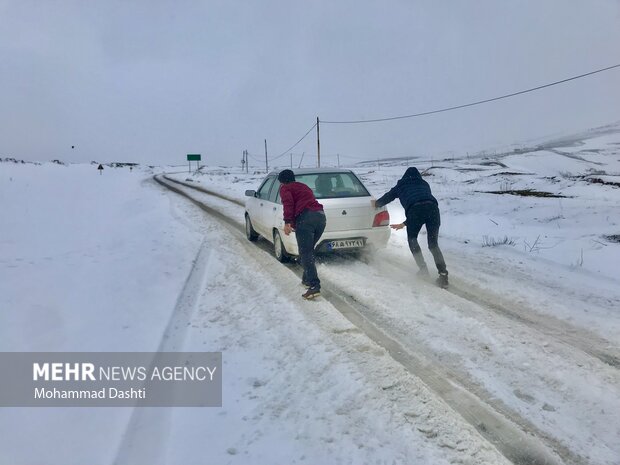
[273,230,290,263]
[245,215,258,242]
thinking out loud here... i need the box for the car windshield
[295,172,370,199]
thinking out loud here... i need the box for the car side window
[268,179,281,203]
[256,177,276,199]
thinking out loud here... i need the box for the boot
[436,272,449,288]
[302,287,321,300]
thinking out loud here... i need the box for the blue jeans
[405,202,447,275]
[295,210,326,289]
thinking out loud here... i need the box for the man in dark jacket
[279,169,326,299]
[373,167,449,287]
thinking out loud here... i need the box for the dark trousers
[406,203,448,275]
[295,210,326,289]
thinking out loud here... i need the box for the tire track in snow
[154,175,577,465]
[449,280,620,368]
[113,235,214,465]
[162,175,244,206]
[380,253,620,369]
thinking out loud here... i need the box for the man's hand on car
[390,223,405,230]
[284,223,294,235]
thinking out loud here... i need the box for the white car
[244,168,390,261]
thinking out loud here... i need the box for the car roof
[266,167,354,177]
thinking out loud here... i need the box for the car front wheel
[245,215,258,241]
[273,230,289,263]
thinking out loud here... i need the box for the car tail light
[373,210,390,227]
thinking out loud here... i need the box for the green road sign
[187,154,201,161]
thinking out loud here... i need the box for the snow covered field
[1,127,619,464]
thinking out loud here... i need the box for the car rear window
[295,172,370,199]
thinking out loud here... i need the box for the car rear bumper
[283,227,391,256]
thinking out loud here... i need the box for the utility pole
[264,139,268,173]
[316,117,321,168]
[337,154,340,168]
[290,153,293,169]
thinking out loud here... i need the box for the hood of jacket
[400,167,422,181]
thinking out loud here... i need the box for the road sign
[187,154,201,161]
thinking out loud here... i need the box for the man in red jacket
[278,169,326,299]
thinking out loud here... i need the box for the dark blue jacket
[375,167,437,212]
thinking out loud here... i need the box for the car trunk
[320,197,377,232]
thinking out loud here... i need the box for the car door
[273,184,299,255]
[253,176,276,237]
[265,178,282,237]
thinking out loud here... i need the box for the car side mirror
[245,190,256,197]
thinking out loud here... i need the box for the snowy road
[156,174,620,465]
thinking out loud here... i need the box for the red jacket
[280,182,323,227]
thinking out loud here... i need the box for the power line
[269,122,318,161]
[322,63,620,124]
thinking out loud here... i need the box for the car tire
[245,214,258,242]
[273,230,290,263]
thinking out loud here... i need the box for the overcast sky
[1,0,619,167]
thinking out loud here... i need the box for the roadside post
[187,154,201,173]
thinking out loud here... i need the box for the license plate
[327,239,365,249]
